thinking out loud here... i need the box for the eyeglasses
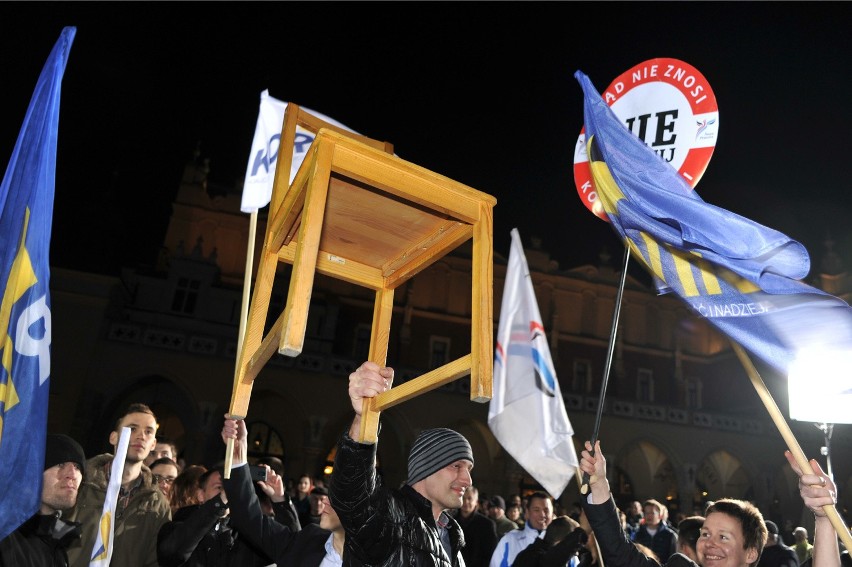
[153,475,176,486]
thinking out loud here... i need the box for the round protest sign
[573,58,719,221]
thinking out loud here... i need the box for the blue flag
[0,27,75,541]
[575,69,852,376]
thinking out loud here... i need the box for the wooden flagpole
[730,341,852,551]
[223,210,258,478]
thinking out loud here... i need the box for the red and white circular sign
[573,58,719,221]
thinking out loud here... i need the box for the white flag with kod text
[240,90,357,213]
[89,427,130,567]
[488,229,578,498]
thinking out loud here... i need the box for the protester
[329,360,473,565]
[488,495,520,537]
[169,464,207,516]
[149,457,179,501]
[455,485,498,567]
[508,502,526,529]
[757,520,799,567]
[579,439,768,567]
[65,403,171,567]
[675,515,704,564]
[633,498,679,563]
[792,527,813,565]
[157,465,274,567]
[293,473,314,528]
[222,417,345,565]
[143,436,178,468]
[490,491,555,567]
[511,515,588,567]
[625,501,643,539]
[0,434,86,567]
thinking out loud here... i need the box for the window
[685,377,702,409]
[637,368,654,402]
[171,278,200,314]
[572,359,592,393]
[246,420,285,460]
[429,336,451,369]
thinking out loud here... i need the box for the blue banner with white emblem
[0,26,75,541]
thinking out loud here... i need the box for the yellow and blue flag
[0,27,75,541]
[575,69,852,375]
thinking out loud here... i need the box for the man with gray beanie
[0,433,85,566]
[330,360,474,566]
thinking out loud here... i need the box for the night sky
[2,3,852,282]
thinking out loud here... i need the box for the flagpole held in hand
[731,341,852,552]
[224,210,257,478]
[580,246,630,495]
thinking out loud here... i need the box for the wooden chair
[229,103,496,442]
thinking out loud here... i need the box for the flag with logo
[0,26,75,542]
[575,69,852,377]
[241,91,357,213]
[489,228,578,498]
[89,427,129,566]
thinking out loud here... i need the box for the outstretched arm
[580,440,673,567]
[785,451,840,567]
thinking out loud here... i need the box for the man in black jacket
[454,485,497,567]
[756,521,800,567]
[632,499,678,563]
[329,361,474,566]
[221,417,344,566]
[0,434,85,567]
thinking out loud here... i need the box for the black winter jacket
[583,497,695,567]
[0,513,81,567]
[330,431,466,567]
[157,496,271,567]
[223,462,333,566]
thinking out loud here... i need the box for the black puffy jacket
[157,497,271,567]
[330,432,466,567]
[0,513,80,567]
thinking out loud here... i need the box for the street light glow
[787,348,852,424]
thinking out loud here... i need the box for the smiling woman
[579,439,769,567]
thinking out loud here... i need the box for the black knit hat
[406,428,473,485]
[44,434,86,476]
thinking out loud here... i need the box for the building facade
[49,155,851,533]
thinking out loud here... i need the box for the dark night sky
[2,2,852,281]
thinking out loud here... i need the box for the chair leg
[279,142,333,356]
[358,288,395,443]
[470,208,494,403]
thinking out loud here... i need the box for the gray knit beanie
[406,428,474,485]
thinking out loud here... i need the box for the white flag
[488,229,578,498]
[89,427,130,566]
[241,90,357,213]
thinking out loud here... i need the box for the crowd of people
[0,361,848,567]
